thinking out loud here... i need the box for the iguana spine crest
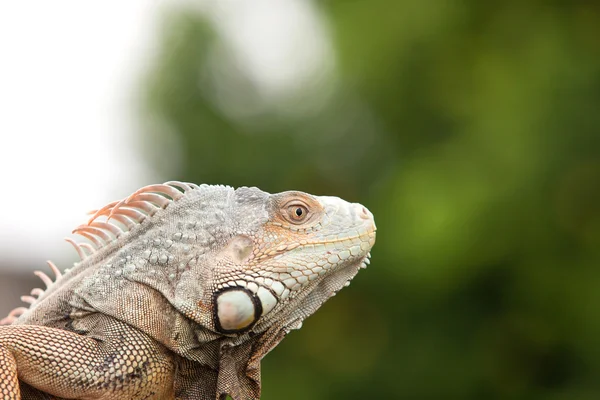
[1,181,199,325]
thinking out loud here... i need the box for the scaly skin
[0,182,376,399]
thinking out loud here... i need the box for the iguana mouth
[273,224,376,256]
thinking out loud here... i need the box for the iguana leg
[0,344,21,399]
[0,321,175,399]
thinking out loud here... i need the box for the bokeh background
[1,1,600,399]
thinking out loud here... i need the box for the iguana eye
[286,204,309,223]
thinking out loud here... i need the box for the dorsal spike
[89,221,124,237]
[79,242,96,255]
[72,229,103,248]
[87,200,120,225]
[20,296,36,305]
[46,260,62,279]
[0,307,28,325]
[31,288,44,297]
[111,207,147,223]
[125,201,162,215]
[34,271,53,288]
[72,225,112,244]
[164,181,193,191]
[107,213,135,229]
[108,200,158,221]
[65,237,87,260]
[124,184,184,203]
[132,193,172,208]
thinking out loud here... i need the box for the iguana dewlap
[0,182,376,399]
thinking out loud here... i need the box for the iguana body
[0,182,376,399]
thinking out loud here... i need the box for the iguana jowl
[0,182,376,399]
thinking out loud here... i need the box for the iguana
[0,181,376,399]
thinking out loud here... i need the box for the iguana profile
[0,182,376,399]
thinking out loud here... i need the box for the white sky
[0,1,331,271]
[0,2,165,270]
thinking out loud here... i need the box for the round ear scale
[213,287,263,334]
[256,287,277,316]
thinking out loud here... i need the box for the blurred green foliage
[141,1,600,399]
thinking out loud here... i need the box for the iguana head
[196,187,376,336]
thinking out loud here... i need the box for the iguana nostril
[358,205,370,220]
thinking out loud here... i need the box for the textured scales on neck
[1,182,376,399]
